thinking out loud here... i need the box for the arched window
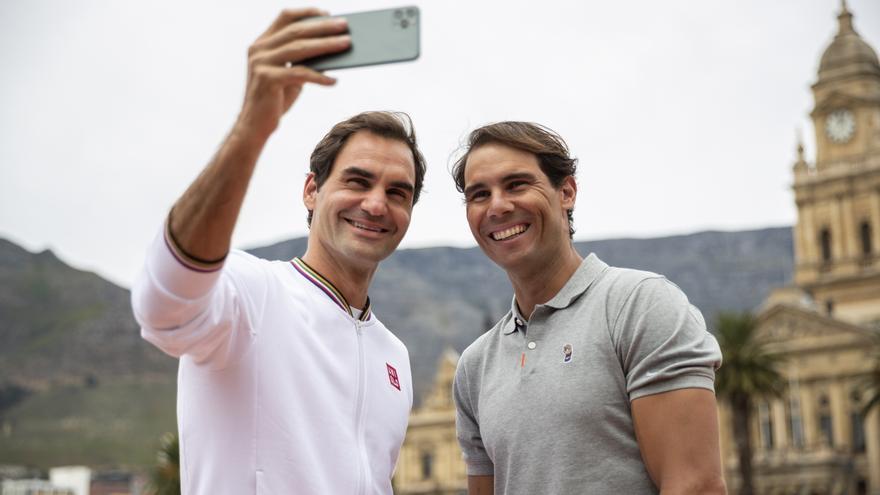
[758,401,774,449]
[818,393,834,446]
[851,389,866,453]
[421,451,433,480]
[860,221,872,257]
[787,395,804,448]
[820,228,832,263]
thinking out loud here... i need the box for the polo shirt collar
[502,253,607,335]
[544,254,608,309]
[502,301,527,335]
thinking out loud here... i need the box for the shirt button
[515,318,523,326]
[527,341,536,350]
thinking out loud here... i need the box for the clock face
[825,109,855,143]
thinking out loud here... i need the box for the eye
[508,180,528,190]
[466,190,489,203]
[387,188,410,200]
[347,177,369,188]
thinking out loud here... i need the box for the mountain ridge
[0,225,793,468]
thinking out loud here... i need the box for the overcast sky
[2,0,879,288]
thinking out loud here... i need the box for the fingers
[261,35,351,67]
[259,16,349,52]
[260,7,327,38]
[256,65,338,87]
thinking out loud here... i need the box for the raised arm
[169,8,350,264]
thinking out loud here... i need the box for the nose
[360,189,388,217]
[487,192,513,218]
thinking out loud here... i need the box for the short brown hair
[307,111,426,225]
[452,121,578,238]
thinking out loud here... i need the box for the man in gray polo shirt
[451,122,725,494]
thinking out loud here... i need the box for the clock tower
[793,0,880,324]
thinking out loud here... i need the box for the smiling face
[303,130,416,273]
[463,142,576,273]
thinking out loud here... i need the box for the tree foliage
[714,312,785,495]
[149,431,180,495]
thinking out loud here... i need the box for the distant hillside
[0,239,178,469]
[0,226,793,468]
[0,239,175,386]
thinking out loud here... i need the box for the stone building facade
[719,2,880,494]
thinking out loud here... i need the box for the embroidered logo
[563,344,573,363]
[387,363,401,391]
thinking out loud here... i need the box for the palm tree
[714,312,786,495]
[149,431,181,495]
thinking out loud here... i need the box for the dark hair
[451,121,578,238]
[307,111,426,225]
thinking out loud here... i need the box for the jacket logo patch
[386,363,401,391]
[563,344,573,363]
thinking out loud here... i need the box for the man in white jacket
[131,8,426,494]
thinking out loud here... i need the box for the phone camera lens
[394,10,403,19]
[400,18,409,28]
[406,8,416,17]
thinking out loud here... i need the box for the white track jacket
[131,230,413,495]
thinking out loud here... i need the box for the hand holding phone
[237,8,351,140]
[305,6,421,71]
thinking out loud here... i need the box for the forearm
[467,475,493,495]
[169,124,268,262]
[659,477,727,495]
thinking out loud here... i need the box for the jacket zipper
[354,320,367,495]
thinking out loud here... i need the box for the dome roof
[817,4,880,83]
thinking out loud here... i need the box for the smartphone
[305,6,420,71]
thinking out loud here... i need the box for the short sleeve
[453,355,494,476]
[612,277,722,401]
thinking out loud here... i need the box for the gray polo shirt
[453,254,722,494]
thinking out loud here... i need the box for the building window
[851,389,866,453]
[758,402,774,449]
[851,411,866,453]
[820,228,832,263]
[818,393,833,446]
[860,221,872,256]
[788,395,804,448]
[421,451,433,480]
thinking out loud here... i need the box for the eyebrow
[463,172,536,197]
[342,166,415,193]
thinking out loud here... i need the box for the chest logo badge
[563,344,573,363]
[386,363,401,391]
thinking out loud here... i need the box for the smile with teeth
[491,224,529,241]
[346,219,388,233]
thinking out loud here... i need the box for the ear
[303,172,318,210]
[559,175,577,210]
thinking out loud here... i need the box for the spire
[793,129,809,179]
[836,0,855,36]
[816,0,880,84]
[796,130,805,162]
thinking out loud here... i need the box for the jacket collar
[290,258,372,321]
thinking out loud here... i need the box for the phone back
[307,6,420,71]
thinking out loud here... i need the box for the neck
[300,248,376,310]
[508,244,582,319]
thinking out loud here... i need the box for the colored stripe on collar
[290,258,372,321]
